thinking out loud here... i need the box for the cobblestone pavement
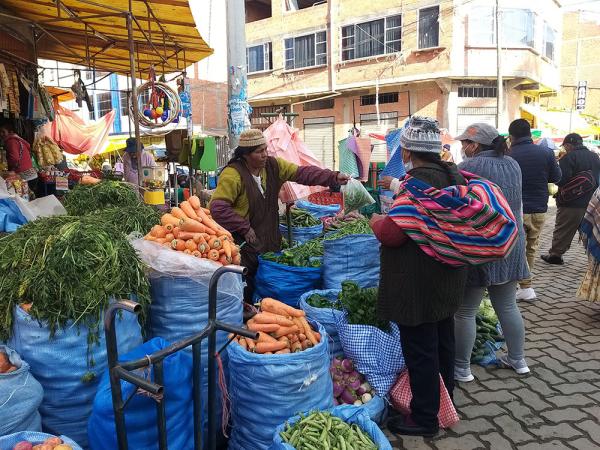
[386,207,600,450]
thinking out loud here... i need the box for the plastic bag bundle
[88,338,194,450]
[227,322,333,450]
[295,200,340,219]
[322,234,380,290]
[279,222,323,245]
[255,256,322,307]
[0,345,43,436]
[336,312,405,397]
[341,179,375,214]
[269,405,392,450]
[298,289,343,358]
[8,306,142,448]
[0,432,82,450]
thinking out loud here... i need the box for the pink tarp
[263,118,327,203]
[42,105,115,156]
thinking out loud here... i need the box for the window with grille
[418,6,440,49]
[468,8,535,49]
[341,15,401,61]
[303,98,335,111]
[458,86,497,98]
[285,31,327,70]
[120,91,129,116]
[360,92,399,106]
[247,42,273,73]
[96,92,112,118]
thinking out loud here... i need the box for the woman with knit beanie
[454,123,530,382]
[370,116,469,437]
[210,128,349,302]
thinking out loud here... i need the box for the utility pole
[495,0,503,130]
[226,0,250,150]
[569,11,581,133]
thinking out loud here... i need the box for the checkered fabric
[381,141,406,179]
[389,370,460,429]
[385,128,402,160]
[336,312,405,397]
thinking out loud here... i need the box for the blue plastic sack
[279,223,323,245]
[269,404,392,450]
[8,306,142,448]
[146,274,243,441]
[0,198,27,232]
[362,395,387,425]
[0,431,82,450]
[0,345,43,436]
[295,200,340,219]
[298,289,343,358]
[322,234,380,290]
[336,312,405,397]
[227,322,333,450]
[88,338,193,450]
[255,256,322,307]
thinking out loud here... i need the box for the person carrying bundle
[210,129,349,302]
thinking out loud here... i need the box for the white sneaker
[499,355,530,375]
[516,287,537,302]
[454,366,475,382]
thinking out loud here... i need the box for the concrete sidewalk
[386,207,600,450]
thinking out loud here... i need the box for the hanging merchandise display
[136,67,181,129]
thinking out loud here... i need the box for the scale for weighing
[142,164,166,205]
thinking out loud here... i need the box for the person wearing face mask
[210,129,349,302]
[453,123,530,382]
[369,116,468,437]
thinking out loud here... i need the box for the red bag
[389,370,459,429]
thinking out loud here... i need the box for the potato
[43,438,62,446]
[0,352,11,373]
[12,442,33,450]
[32,445,53,450]
[53,446,72,450]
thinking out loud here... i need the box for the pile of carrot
[231,298,321,354]
[144,195,242,266]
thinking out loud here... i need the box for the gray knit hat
[400,116,442,153]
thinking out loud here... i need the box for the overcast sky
[561,0,600,11]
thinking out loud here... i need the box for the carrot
[245,337,256,352]
[261,298,305,318]
[238,338,248,350]
[291,341,303,352]
[256,332,278,343]
[172,239,186,251]
[288,334,299,343]
[275,348,291,354]
[164,223,174,232]
[185,240,197,251]
[193,234,206,244]
[218,255,228,265]
[81,174,101,185]
[192,250,202,258]
[161,213,180,227]
[184,249,192,255]
[313,331,321,343]
[277,336,290,347]
[144,233,156,241]
[253,312,294,327]
[177,231,201,241]
[273,325,299,338]
[196,208,228,235]
[164,233,174,241]
[232,254,242,265]
[208,237,222,250]
[201,207,211,216]
[151,225,166,238]
[155,238,167,244]
[171,207,189,220]
[247,322,280,333]
[180,218,208,233]
[180,201,199,220]
[231,244,239,256]
[208,249,220,261]
[162,242,172,248]
[298,316,318,346]
[222,239,232,259]
[301,340,312,350]
[219,234,231,242]
[197,242,209,254]
[172,227,180,238]
[188,195,202,210]
[255,341,287,354]
[297,333,306,342]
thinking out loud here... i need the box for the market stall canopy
[0,0,213,74]
[45,86,75,103]
[521,104,600,136]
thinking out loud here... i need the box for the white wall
[189,0,228,83]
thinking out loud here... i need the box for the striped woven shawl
[388,170,518,267]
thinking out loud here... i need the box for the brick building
[244,0,561,168]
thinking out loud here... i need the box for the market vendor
[122,137,156,184]
[0,121,38,195]
[210,128,349,302]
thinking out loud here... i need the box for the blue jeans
[454,282,526,370]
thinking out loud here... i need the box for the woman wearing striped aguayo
[454,123,530,383]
